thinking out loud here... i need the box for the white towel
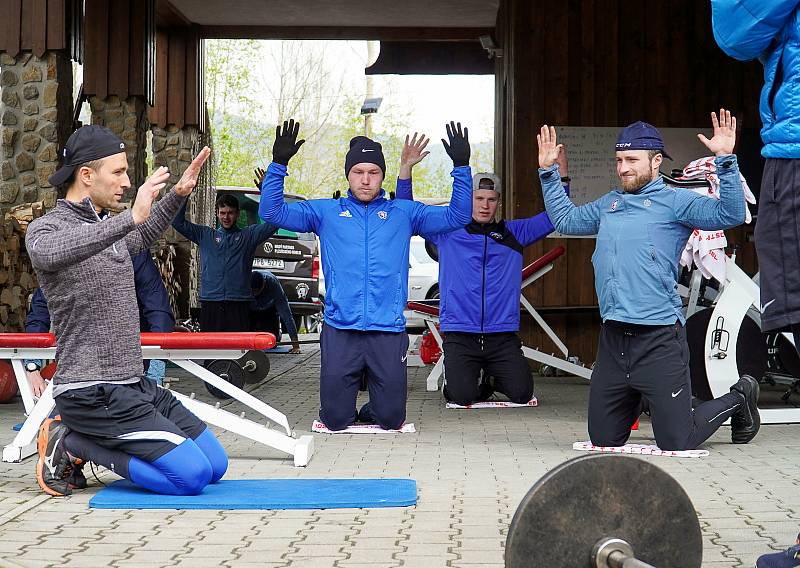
[573,441,709,458]
[311,420,416,434]
[677,157,756,283]
[446,397,538,409]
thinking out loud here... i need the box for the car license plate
[253,258,285,270]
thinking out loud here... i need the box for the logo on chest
[489,231,503,241]
[378,211,388,220]
[610,199,619,211]
[339,210,352,218]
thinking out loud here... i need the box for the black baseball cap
[615,121,672,160]
[49,125,127,186]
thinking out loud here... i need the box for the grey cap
[472,172,501,194]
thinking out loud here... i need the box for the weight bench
[408,246,592,392]
[0,332,315,467]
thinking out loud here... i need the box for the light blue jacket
[539,155,746,325]
[259,162,472,332]
[711,0,800,158]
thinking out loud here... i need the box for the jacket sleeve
[673,155,747,230]
[410,166,472,235]
[27,209,137,273]
[25,288,51,333]
[132,250,175,333]
[171,199,208,244]
[506,213,556,247]
[248,220,279,246]
[259,162,322,233]
[539,165,602,235]
[395,177,413,200]
[125,190,188,255]
[711,0,799,60]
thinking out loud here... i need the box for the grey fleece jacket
[26,190,186,395]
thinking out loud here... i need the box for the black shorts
[54,378,206,462]
[755,158,800,331]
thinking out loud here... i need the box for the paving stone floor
[0,340,796,567]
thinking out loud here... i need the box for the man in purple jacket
[396,166,556,406]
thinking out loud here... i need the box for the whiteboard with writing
[557,126,714,206]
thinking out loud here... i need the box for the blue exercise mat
[12,423,22,431]
[89,478,416,510]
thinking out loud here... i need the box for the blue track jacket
[539,155,746,325]
[711,0,800,158]
[394,181,555,333]
[172,202,278,302]
[259,162,473,332]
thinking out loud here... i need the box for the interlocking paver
[0,341,796,568]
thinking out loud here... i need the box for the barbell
[505,454,702,568]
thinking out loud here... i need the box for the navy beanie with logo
[344,136,386,179]
[615,121,673,160]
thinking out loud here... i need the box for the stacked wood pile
[152,240,182,320]
[0,202,44,332]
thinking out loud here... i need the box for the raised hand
[253,166,266,190]
[697,108,737,156]
[272,119,305,166]
[537,125,563,169]
[401,133,431,167]
[174,146,211,197]
[399,133,430,179]
[442,121,470,167]
[132,166,169,224]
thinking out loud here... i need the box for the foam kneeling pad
[573,441,709,458]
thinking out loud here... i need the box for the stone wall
[0,52,72,210]
[89,95,148,197]
[0,51,72,331]
[152,124,211,318]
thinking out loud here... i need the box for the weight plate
[238,349,271,384]
[204,360,245,399]
[505,454,702,568]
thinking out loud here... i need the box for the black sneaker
[35,418,73,496]
[66,461,87,491]
[730,374,760,444]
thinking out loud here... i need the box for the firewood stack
[152,240,182,320]
[0,202,44,332]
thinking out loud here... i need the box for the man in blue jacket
[537,110,760,450]
[260,119,472,430]
[710,1,800,352]
[173,194,278,335]
[396,170,555,406]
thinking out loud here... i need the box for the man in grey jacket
[26,125,226,496]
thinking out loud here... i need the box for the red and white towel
[677,157,756,283]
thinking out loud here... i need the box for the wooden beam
[46,0,66,51]
[31,0,47,57]
[198,25,494,41]
[107,0,130,98]
[156,0,191,27]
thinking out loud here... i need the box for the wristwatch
[25,362,40,372]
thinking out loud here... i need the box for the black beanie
[344,136,386,179]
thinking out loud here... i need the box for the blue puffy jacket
[172,202,278,302]
[394,183,554,333]
[540,156,746,325]
[711,0,800,158]
[259,162,472,332]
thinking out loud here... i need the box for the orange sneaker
[35,418,73,496]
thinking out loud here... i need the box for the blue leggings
[66,427,228,495]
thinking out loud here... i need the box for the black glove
[442,121,470,167]
[272,119,305,166]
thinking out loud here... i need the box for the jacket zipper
[363,203,369,330]
[481,234,487,332]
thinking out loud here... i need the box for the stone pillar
[89,95,148,198]
[0,51,72,210]
[152,124,208,319]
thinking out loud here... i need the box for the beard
[620,170,655,193]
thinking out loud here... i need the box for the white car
[317,236,439,329]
